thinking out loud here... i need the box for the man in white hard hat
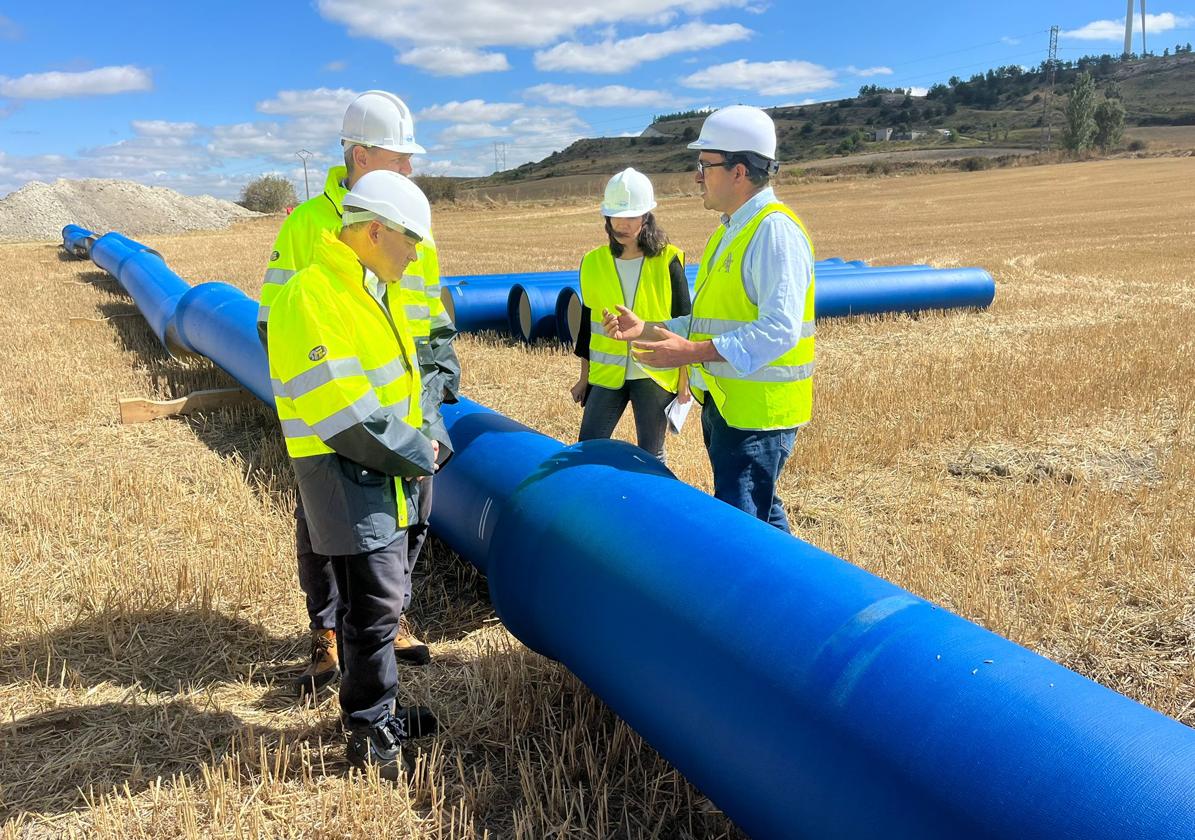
[258,90,458,695]
[267,170,439,780]
[603,105,815,532]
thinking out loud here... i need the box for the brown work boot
[394,615,430,666]
[295,628,339,697]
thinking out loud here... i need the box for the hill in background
[470,50,1195,188]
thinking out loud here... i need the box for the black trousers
[330,530,412,729]
[297,476,433,630]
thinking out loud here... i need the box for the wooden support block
[69,314,139,325]
[119,387,254,424]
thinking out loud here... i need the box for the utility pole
[296,149,314,200]
[1040,25,1059,149]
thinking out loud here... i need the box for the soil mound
[0,179,259,242]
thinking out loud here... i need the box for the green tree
[1063,71,1097,152]
[239,174,297,213]
[1093,98,1126,151]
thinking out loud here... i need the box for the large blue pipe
[61,224,97,259]
[64,226,1195,838]
[507,280,577,342]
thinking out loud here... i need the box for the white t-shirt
[614,256,649,380]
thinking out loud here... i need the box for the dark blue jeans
[578,378,673,462]
[700,399,797,533]
[296,476,433,630]
[330,531,411,729]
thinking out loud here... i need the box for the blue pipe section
[449,264,993,341]
[61,224,97,259]
[66,225,1195,839]
[69,227,270,402]
[507,280,577,342]
[816,267,995,317]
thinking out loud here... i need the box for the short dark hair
[605,212,669,258]
[724,152,773,187]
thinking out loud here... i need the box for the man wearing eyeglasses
[602,105,814,533]
[267,170,439,779]
[260,91,458,699]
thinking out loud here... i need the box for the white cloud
[846,65,893,76]
[324,60,348,72]
[418,99,525,123]
[317,0,751,48]
[439,122,510,142]
[0,65,152,100]
[907,86,929,96]
[1001,36,1022,46]
[398,46,510,76]
[534,22,752,72]
[257,87,359,118]
[207,116,339,162]
[131,120,199,138]
[1062,13,1194,40]
[682,59,837,96]
[416,158,488,177]
[524,83,674,107]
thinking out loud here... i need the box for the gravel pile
[0,179,260,242]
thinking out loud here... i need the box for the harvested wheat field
[2,156,1194,837]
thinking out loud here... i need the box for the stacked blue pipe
[443,262,994,345]
[63,225,1195,839]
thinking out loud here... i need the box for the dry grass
[2,156,1194,837]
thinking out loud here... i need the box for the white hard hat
[601,167,656,217]
[687,105,777,160]
[341,90,426,155]
[342,170,431,242]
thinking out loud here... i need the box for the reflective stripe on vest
[579,243,683,392]
[267,231,422,526]
[689,202,815,431]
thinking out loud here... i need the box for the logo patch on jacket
[721,251,735,273]
[308,345,327,362]
[270,250,280,262]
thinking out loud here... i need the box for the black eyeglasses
[696,159,734,175]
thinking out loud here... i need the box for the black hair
[605,211,669,258]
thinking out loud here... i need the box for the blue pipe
[554,286,582,344]
[508,280,576,342]
[816,267,995,317]
[61,224,97,259]
[67,225,1195,838]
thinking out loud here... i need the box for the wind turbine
[1124,0,1148,58]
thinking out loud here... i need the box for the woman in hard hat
[571,168,691,462]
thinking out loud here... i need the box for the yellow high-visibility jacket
[580,243,684,392]
[689,203,815,430]
[267,230,435,555]
[258,165,459,456]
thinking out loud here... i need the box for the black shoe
[398,704,439,738]
[345,715,413,781]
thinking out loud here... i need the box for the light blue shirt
[665,187,813,377]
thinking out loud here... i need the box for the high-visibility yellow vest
[258,165,446,348]
[689,203,815,431]
[580,243,684,392]
[267,231,422,527]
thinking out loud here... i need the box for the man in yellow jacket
[268,170,436,780]
[259,91,457,693]
[603,106,815,533]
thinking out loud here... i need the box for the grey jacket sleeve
[429,316,461,405]
[325,406,436,479]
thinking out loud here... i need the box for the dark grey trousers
[296,476,433,630]
[329,531,411,729]
[578,378,674,462]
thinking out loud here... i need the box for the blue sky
[1,1,1192,199]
